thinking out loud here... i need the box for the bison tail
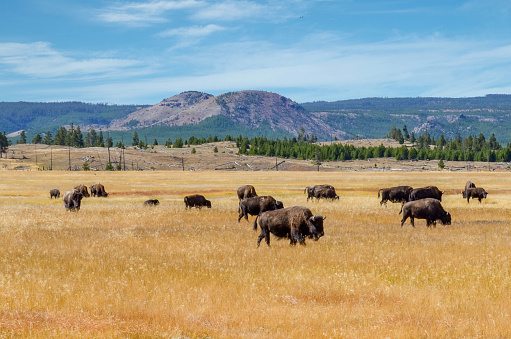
[377,189,381,198]
[398,203,404,214]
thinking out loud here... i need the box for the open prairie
[1,170,511,338]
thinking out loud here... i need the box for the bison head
[441,212,451,225]
[205,200,212,208]
[307,215,326,240]
[462,191,467,198]
[275,201,284,209]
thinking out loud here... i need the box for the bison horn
[322,216,327,220]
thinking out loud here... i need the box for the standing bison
[409,186,444,202]
[462,181,476,199]
[237,185,258,201]
[400,198,451,227]
[313,187,339,201]
[465,187,488,203]
[50,189,60,199]
[256,206,326,247]
[63,189,84,211]
[184,194,211,209]
[74,184,90,198]
[238,195,284,229]
[378,185,413,205]
[305,184,336,201]
[90,183,108,197]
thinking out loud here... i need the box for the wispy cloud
[96,0,204,26]
[0,42,143,79]
[191,0,267,21]
[158,24,226,38]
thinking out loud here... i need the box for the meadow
[1,170,511,338]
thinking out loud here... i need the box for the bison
[143,199,160,206]
[378,185,413,206]
[304,184,335,201]
[90,183,108,197]
[184,194,211,209]
[400,198,451,227]
[50,189,60,199]
[465,187,488,203]
[462,181,476,199]
[238,196,284,229]
[74,184,90,198]
[256,206,326,247]
[313,187,339,201]
[237,185,258,201]
[409,186,444,202]
[63,189,84,211]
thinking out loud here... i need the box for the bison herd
[50,180,489,247]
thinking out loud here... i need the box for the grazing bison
[238,196,284,229]
[378,185,413,206]
[143,199,160,206]
[304,184,335,201]
[74,184,90,198]
[465,187,488,203]
[50,189,60,199]
[90,183,108,197]
[409,186,444,202]
[313,187,339,201]
[237,185,258,201]
[184,194,211,209]
[400,198,451,227]
[63,189,84,211]
[462,181,476,199]
[256,206,326,247]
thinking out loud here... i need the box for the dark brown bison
[313,187,339,200]
[256,206,326,247]
[465,187,488,203]
[409,186,444,202]
[237,185,258,201]
[74,184,90,198]
[90,183,108,197]
[50,189,60,199]
[462,181,476,198]
[400,198,451,227]
[304,184,335,201]
[143,199,160,206]
[238,196,284,229]
[378,185,413,205]
[184,194,211,209]
[63,189,84,211]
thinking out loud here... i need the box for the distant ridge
[108,90,342,138]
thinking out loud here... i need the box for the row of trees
[236,130,511,163]
[9,124,511,163]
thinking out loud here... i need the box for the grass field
[1,170,511,338]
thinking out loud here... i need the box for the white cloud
[0,42,142,79]
[97,0,204,26]
[191,0,269,21]
[158,24,226,38]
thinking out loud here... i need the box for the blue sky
[1,0,511,104]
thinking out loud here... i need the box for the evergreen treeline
[10,124,511,163]
[235,127,511,163]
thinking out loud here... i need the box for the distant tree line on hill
[236,126,511,163]
[8,124,511,163]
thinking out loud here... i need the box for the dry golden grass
[1,171,511,338]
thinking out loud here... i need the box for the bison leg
[252,215,259,231]
[410,217,415,227]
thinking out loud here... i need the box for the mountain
[3,92,511,143]
[108,90,340,138]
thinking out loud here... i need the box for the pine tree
[18,130,27,144]
[132,131,139,146]
[43,131,53,145]
[32,134,42,144]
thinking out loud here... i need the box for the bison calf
[91,183,108,197]
[184,194,211,209]
[257,206,325,247]
[400,198,451,227]
[378,185,413,206]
